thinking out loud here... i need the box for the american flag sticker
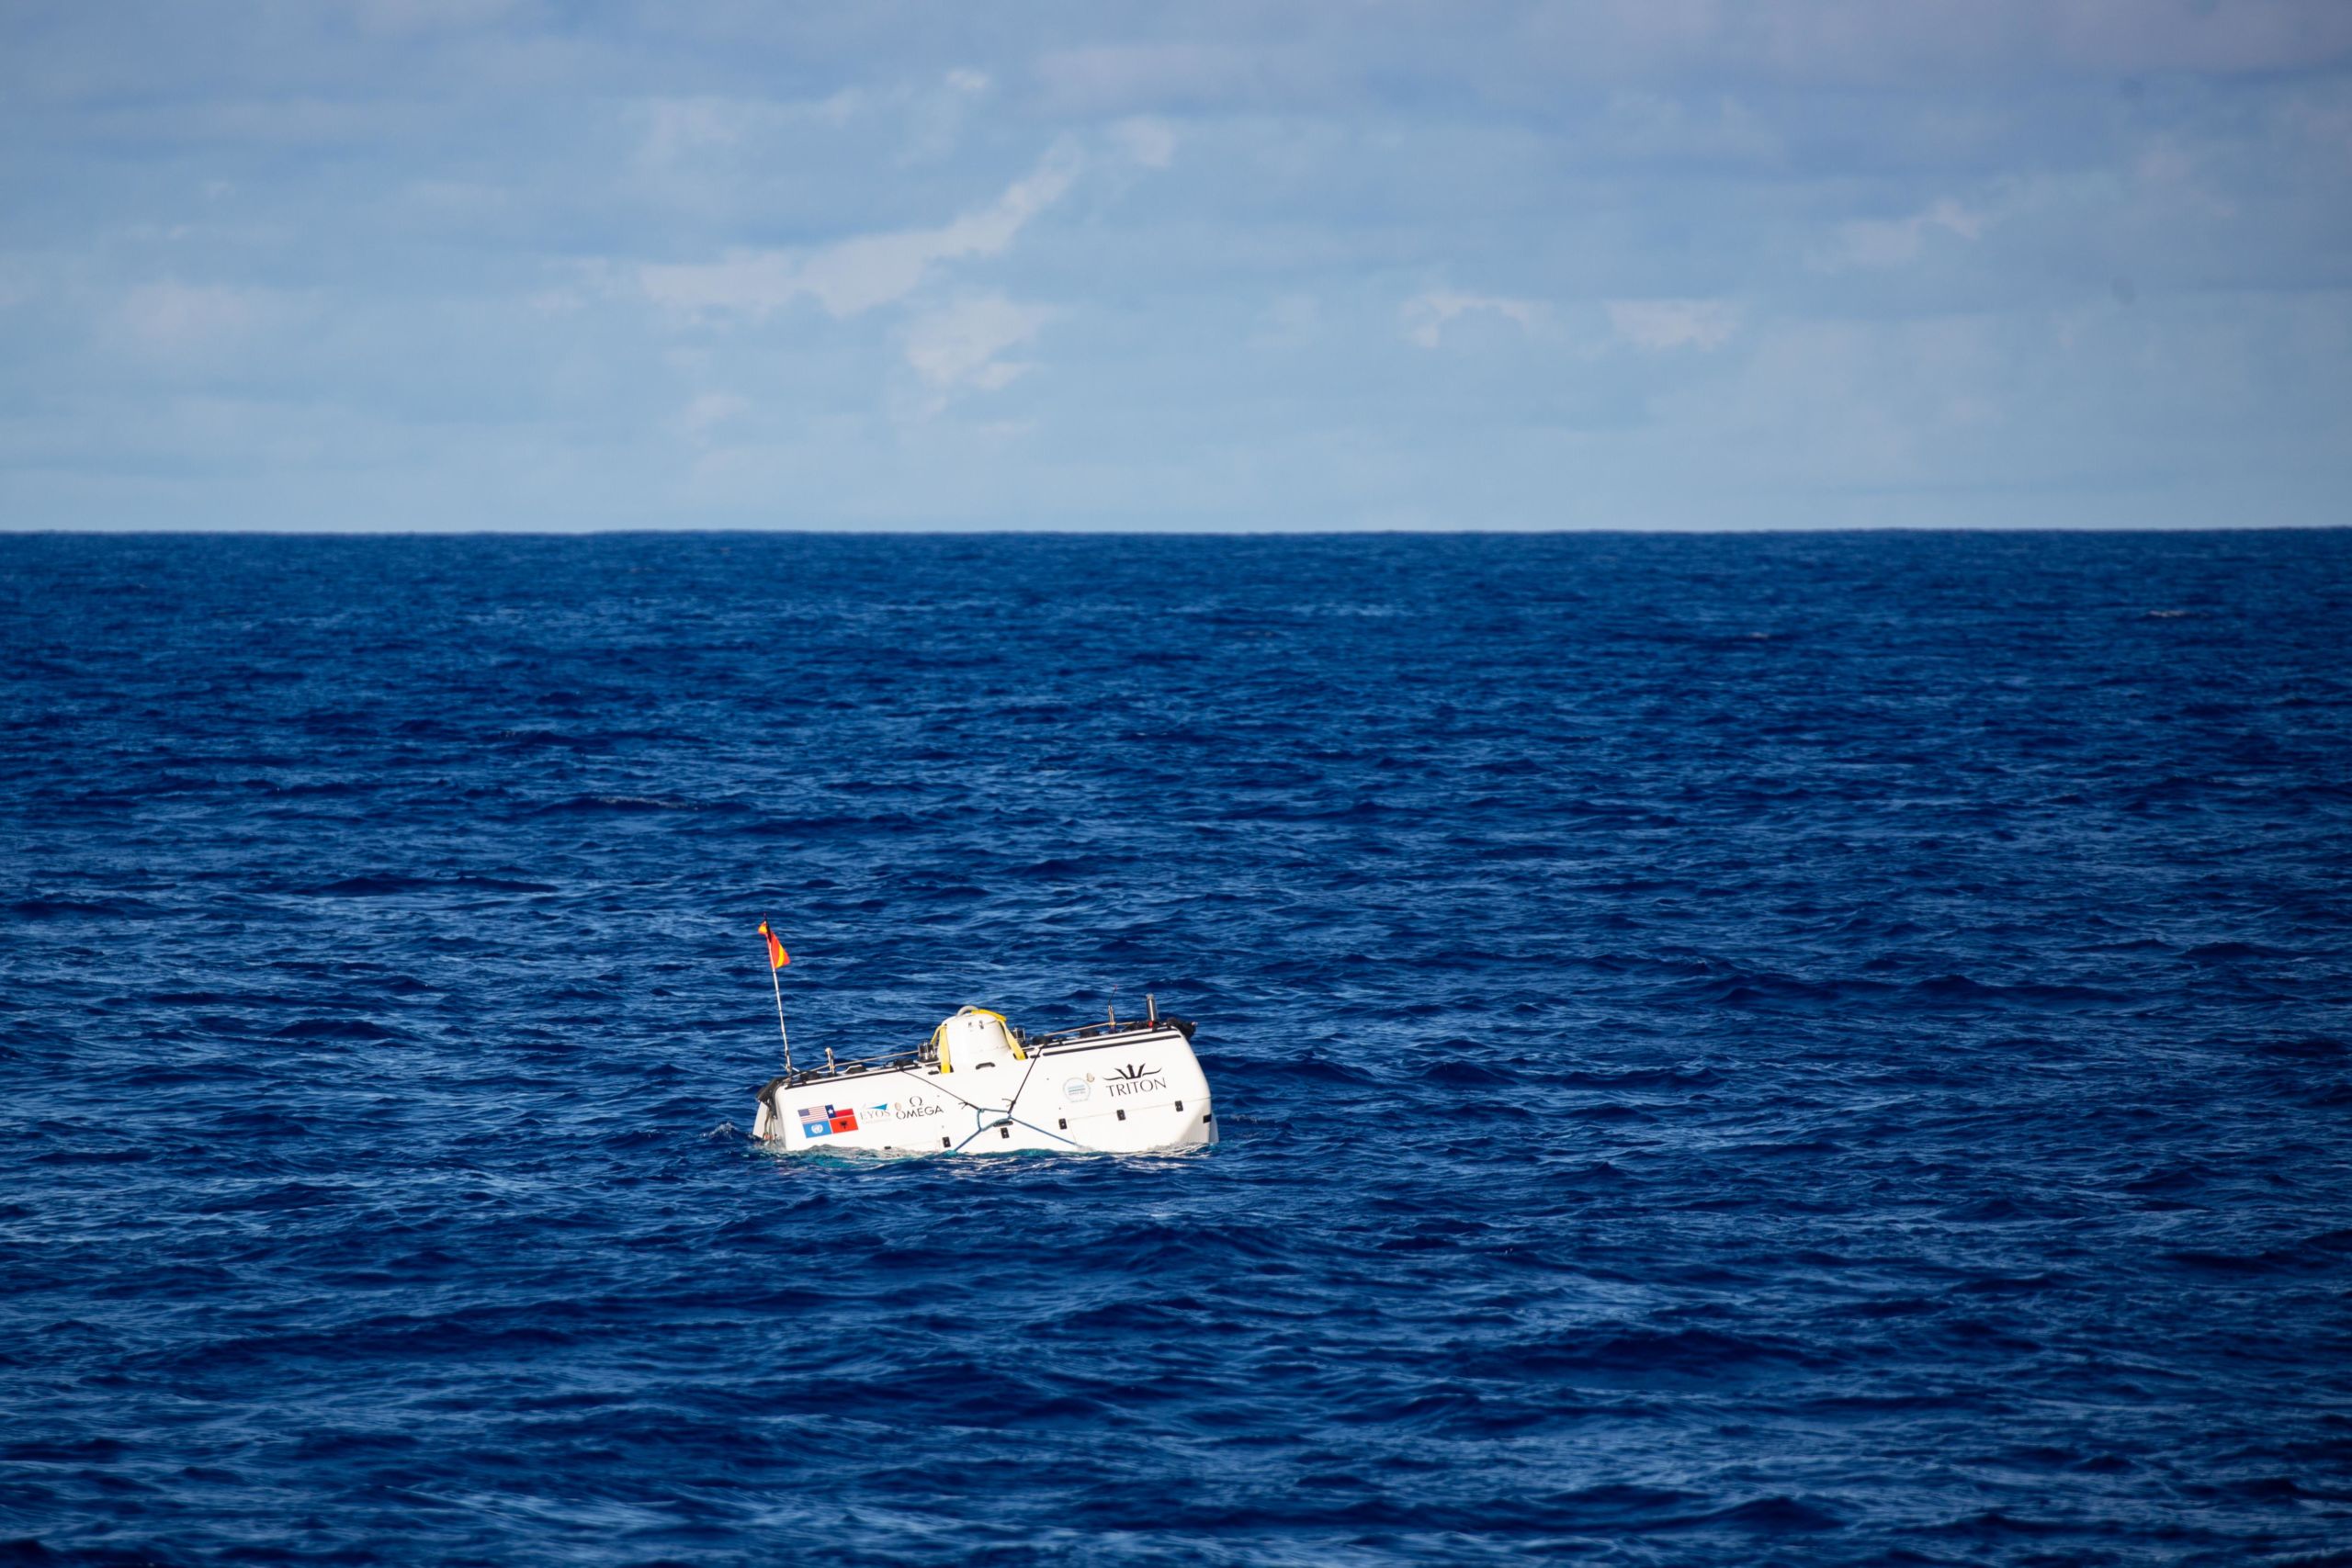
[797,1107,831,1138]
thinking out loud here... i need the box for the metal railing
[772,1012,1194,1089]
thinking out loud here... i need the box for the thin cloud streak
[639,143,1084,320]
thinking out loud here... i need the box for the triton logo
[1105,1062,1168,1099]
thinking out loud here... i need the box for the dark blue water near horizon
[5,531,2351,1566]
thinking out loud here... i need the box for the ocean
[4,531,2349,1566]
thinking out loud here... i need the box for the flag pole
[764,925,793,1077]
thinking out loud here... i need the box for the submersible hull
[752,1007,1216,1156]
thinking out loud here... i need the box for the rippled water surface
[5,532,2351,1566]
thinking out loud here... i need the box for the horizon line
[2,524,2346,540]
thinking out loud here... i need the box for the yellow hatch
[931,1006,1024,1073]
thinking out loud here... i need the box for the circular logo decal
[1063,1077,1092,1103]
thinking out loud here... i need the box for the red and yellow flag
[758,921,789,969]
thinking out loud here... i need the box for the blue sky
[5,1,2351,530]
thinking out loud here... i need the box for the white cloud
[108,280,278,354]
[1822,197,1988,269]
[1608,297,1740,351]
[807,151,1078,313]
[636,98,752,165]
[640,141,1085,320]
[1110,117,1178,169]
[673,391,748,442]
[638,74,994,177]
[902,295,1052,395]
[899,69,995,164]
[1402,290,1544,348]
[632,91,863,170]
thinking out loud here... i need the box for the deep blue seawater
[5,532,2351,1567]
